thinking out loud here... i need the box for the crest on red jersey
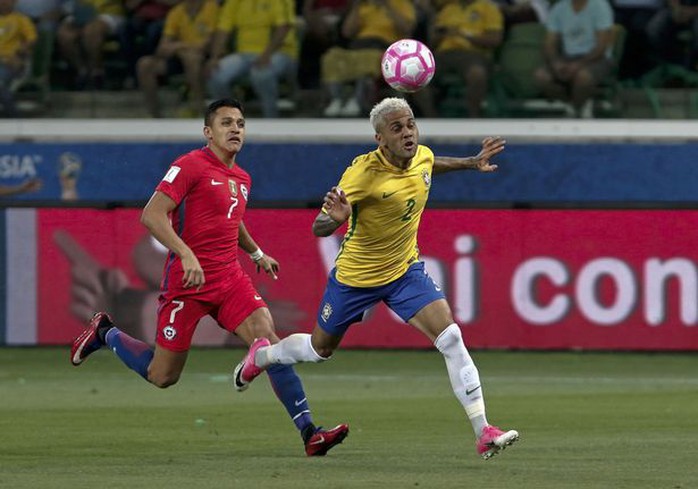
[229,180,237,196]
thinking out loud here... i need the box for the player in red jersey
[70,99,348,456]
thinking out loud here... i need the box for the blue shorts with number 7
[316,261,445,337]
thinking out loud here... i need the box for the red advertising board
[37,209,698,350]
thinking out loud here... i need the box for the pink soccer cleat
[476,425,520,460]
[70,312,113,366]
[305,424,350,456]
[232,337,271,392]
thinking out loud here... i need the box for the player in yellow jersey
[234,97,519,460]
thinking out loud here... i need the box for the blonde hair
[369,97,414,132]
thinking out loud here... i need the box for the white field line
[204,373,698,385]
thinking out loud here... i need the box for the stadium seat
[640,29,698,118]
[489,22,627,118]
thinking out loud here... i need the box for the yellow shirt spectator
[218,0,297,58]
[163,0,219,47]
[354,0,416,45]
[0,11,37,61]
[434,0,503,56]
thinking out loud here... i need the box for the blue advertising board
[0,141,696,204]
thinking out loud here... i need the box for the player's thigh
[235,307,278,345]
[214,270,270,342]
[156,294,210,352]
[316,269,380,339]
[408,299,454,342]
[384,262,451,341]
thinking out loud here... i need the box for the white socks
[255,333,327,367]
[434,324,488,437]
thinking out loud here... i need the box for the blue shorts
[316,261,445,336]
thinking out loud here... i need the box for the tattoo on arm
[312,212,343,237]
[433,156,479,174]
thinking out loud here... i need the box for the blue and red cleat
[305,424,350,456]
[70,312,113,366]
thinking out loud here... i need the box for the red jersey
[155,147,251,290]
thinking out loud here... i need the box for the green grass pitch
[1,347,696,489]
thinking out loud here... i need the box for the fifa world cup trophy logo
[58,152,82,201]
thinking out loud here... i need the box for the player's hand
[474,136,504,172]
[180,251,205,289]
[322,186,351,223]
[255,254,279,280]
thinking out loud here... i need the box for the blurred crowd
[1,0,698,118]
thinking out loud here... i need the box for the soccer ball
[381,39,436,93]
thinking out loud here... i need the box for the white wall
[4,119,698,143]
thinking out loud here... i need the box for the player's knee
[434,323,462,350]
[309,338,334,361]
[148,370,181,389]
[312,345,333,360]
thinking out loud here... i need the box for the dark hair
[204,98,244,126]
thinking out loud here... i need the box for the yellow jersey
[0,12,37,61]
[434,0,503,56]
[333,145,434,288]
[163,0,219,47]
[355,0,416,45]
[217,0,298,58]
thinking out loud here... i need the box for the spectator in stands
[647,0,698,68]
[412,0,504,118]
[206,0,298,118]
[56,0,125,89]
[611,0,662,78]
[16,0,66,32]
[0,0,37,116]
[321,0,416,118]
[120,0,177,89]
[298,0,349,90]
[137,0,218,118]
[533,0,614,118]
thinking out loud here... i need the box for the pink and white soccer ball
[381,39,436,93]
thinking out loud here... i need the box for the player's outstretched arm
[312,187,351,237]
[433,136,505,174]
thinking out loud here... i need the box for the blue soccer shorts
[316,261,445,337]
